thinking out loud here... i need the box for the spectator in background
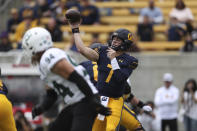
[14,110,33,131]
[45,17,63,42]
[154,73,179,131]
[180,34,197,52]
[36,0,52,17]
[65,0,100,25]
[53,0,67,25]
[19,0,37,20]
[167,17,185,41]
[169,0,194,24]
[137,15,154,41]
[92,0,109,2]
[139,0,163,24]
[191,22,197,41]
[14,8,38,47]
[181,79,197,131]
[138,101,160,131]
[0,31,13,52]
[7,8,21,33]
[46,0,55,6]
[65,0,81,11]
[80,0,100,25]
[91,33,100,44]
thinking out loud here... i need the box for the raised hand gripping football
[65,9,82,27]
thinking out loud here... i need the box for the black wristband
[72,28,80,33]
[137,100,145,108]
[68,70,94,97]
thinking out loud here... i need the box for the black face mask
[110,44,121,51]
[109,40,130,51]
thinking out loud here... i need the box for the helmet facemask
[110,34,124,51]
[108,29,134,51]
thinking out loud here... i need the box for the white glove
[142,105,152,112]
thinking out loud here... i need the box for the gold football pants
[121,104,142,131]
[92,97,124,131]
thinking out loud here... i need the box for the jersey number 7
[92,62,114,83]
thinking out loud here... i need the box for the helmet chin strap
[110,45,121,51]
[110,41,125,51]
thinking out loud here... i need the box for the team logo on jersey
[128,33,133,41]
[118,59,123,63]
[101,96,108,101]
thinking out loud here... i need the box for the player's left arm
[124,82,152,112]
[51,59,111,116]
[43,50,97,97]
[129,93,152,112]
[51,59,97,97]
[32,86,58,119]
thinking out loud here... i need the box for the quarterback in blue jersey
[68,18,139,131]
[0,69,17,131]
[80,60,153,131]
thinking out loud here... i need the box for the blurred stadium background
[1,0,197,130]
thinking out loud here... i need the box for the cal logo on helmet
[128,33,133,41]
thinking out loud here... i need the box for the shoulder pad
[90,43,103,49]
[90,43,104,53]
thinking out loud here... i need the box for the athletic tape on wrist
[111,58,120,70]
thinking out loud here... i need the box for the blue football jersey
[80,61,98,87]
[92,45,138,98]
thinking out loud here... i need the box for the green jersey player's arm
[51,58,95,97]
[51,59,112,116]
[73,33,99,62]
[32,86,58,119]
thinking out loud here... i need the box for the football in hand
[65,9,81,24]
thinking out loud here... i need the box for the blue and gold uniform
[80,59,142,131]
[94,45,138,131]
[96,45,138,98]
[0,79,17,131]
[79,28,139,131]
